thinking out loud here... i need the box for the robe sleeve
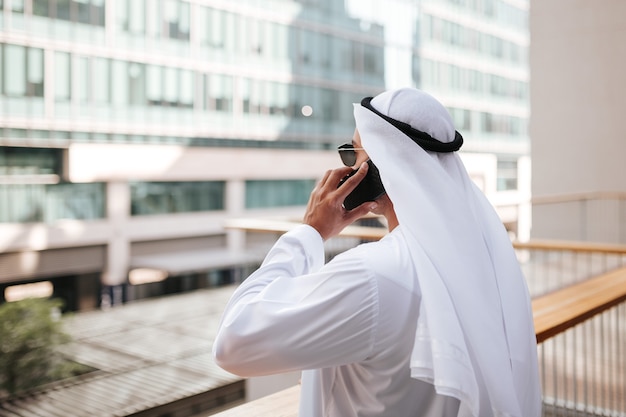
[213,224,380,377]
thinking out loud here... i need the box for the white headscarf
[353,88,541,417]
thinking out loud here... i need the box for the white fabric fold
[353,88,541,417]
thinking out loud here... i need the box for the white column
[517,155,532,242]
[101,181,130,296]
[226,179,246,252]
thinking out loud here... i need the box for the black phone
[337,159,386,211]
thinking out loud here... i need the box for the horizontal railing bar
[223,218,387,240]
[224,218,626,254]
[532,191,626,205]
[513,239,626,254]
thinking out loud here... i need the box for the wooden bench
[532,265,626,343]
[213,266,626,416]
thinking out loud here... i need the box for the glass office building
[0,0,529,310]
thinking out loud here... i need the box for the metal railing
[539,303,625,416]
[514,239,626,297]
[517,238,626,416]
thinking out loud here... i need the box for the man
[213,88,541,417]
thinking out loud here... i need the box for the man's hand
[304,162,378,241]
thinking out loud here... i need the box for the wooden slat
[532,266,626,343]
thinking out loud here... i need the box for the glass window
[4,44,26,96]
[91,0,106,26]
[29,130,49,139]
[55,52,71,101]
[27,48,44,97]
[257,80,270,114]
[176,0,190,40]
[298,29,314,65]
[128,62,145,105]
[7,129,27,138]
[237,14,248,54]
[0,147,62,176]
[146,64,162,105]
[223,11,235,53]
[129,0,145,34]
[111,60,129,106]
[269,82,288,116]
[57,0,70,21]
[497,159,518,191]
[241,78,251,113]
[116,0,128,32]
[336,38,351,71]
[164,0,176,35]
[245,179,316,209]
[146,0,161,38]
[164,0,177,37]
[448,107,471,131]
[130,181,225,215]
[364,44,383,76]
[207,74,232,112]
[163,66,177,105]
[1,45,45,97]
[249,18,262,55]
[71,131,90,140]
[45,182,106,222]
[209,8,224,48]
[272,23,288,60]
[243,78,262,115]
[179,69,193,108]
[76,0,91,24]
[198,7,209,46]
[0,184,45,223]
[33,0,50,17]
[11,0,24,12]
[93,57,110,104]
[320,88,339,122]
[76,56,89,103]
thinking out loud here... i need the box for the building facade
[530,0,626,243]
[0,0,529,310]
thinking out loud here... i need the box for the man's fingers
[345,200,378,222]
[315,169,333,190]
[335,161,369,197]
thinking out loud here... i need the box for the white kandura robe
[214,224,469,417]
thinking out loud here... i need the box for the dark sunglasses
[360,97,463,153]
[337,143,365,167]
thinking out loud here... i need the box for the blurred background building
[0,0,530,311]
[530,1,626,244]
